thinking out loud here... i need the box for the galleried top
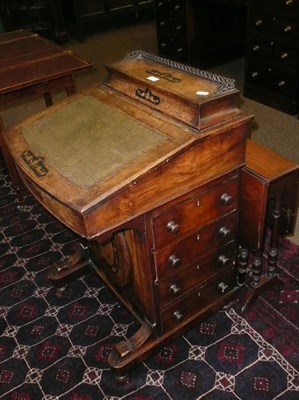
[105,50,240,129]
[125,50,236,94]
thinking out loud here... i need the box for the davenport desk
[0,30,93,199]
[4,51,253,379]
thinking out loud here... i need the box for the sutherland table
[4,51,253,379]
[0,30,93,199]
[238,139,299,310]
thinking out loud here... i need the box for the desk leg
[48,241,90,296]
[268,196,281,278]
[0,118,23,202]
[237,247,248,287]
[251,249,263,288]
[241,198,283,312]
[65,75,76,97]
[43,92,53,107]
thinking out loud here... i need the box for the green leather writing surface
[22,95,168,187]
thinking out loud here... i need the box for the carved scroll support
[48,242,90,295]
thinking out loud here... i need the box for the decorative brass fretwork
[125,50,236,95]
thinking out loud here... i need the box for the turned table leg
[267,196,281,279]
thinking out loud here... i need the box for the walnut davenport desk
[5,51,296,379]
[0,30,93,199]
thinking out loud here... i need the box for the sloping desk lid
[21,94,172,188]
[10,86,196,206]
[105,50,240,130]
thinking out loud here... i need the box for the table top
[0,30,93,95]
[245,139,299,182]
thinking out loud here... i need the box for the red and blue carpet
[0,164,298,399]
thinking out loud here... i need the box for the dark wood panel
[155,0,247,67]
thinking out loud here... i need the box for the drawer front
[157,37,187,61]
[251,0,299,15]
[156,16,186,37]
[247,36,297,68]
[156,0,185,18]
[154,211,238,279]
[246,61,298,97]
[153,176,238,249]
[248,11,299,42]
[157,241,236,307]
[160,266,236,333]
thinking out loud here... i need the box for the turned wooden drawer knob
[173,310,183,321]
[169,284,181,295]
[219,226,231,238]
[168,254,181,267]
[220,193,233,205]
[166,220,180,234]
[218,254,230,267]
[218,282,229,293]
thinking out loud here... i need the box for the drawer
[157,241,236,307]
[154,211,238,279]
[248,11,299,42]
[158,43,187,62]
[247,36,297,68]
[156,0,185,18]
[152,176,238,249]
[245,61,298,97]
[156,16,186,36]
[160,266,236,333]
[251,0,299,16]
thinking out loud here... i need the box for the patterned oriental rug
[0,163,299,400]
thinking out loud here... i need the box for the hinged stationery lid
[105,50,240,130]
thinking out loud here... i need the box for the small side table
[238,139,299,311]
[0,30,93,200]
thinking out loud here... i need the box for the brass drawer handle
[218,254,230,267]
[252,71,258,78]
[218,226,231,238]
[255,19,263,26]
[173,310,183,321]
[278,81,286,87]
[218,282,229,293]
[168,254,181,268]
[286,0,293,5]
[166,220,180,234]
[253,45,260,51]
[281,52,288,59]
[284,25,292,32]
[169,284,181,295]
[220,193,233,205]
